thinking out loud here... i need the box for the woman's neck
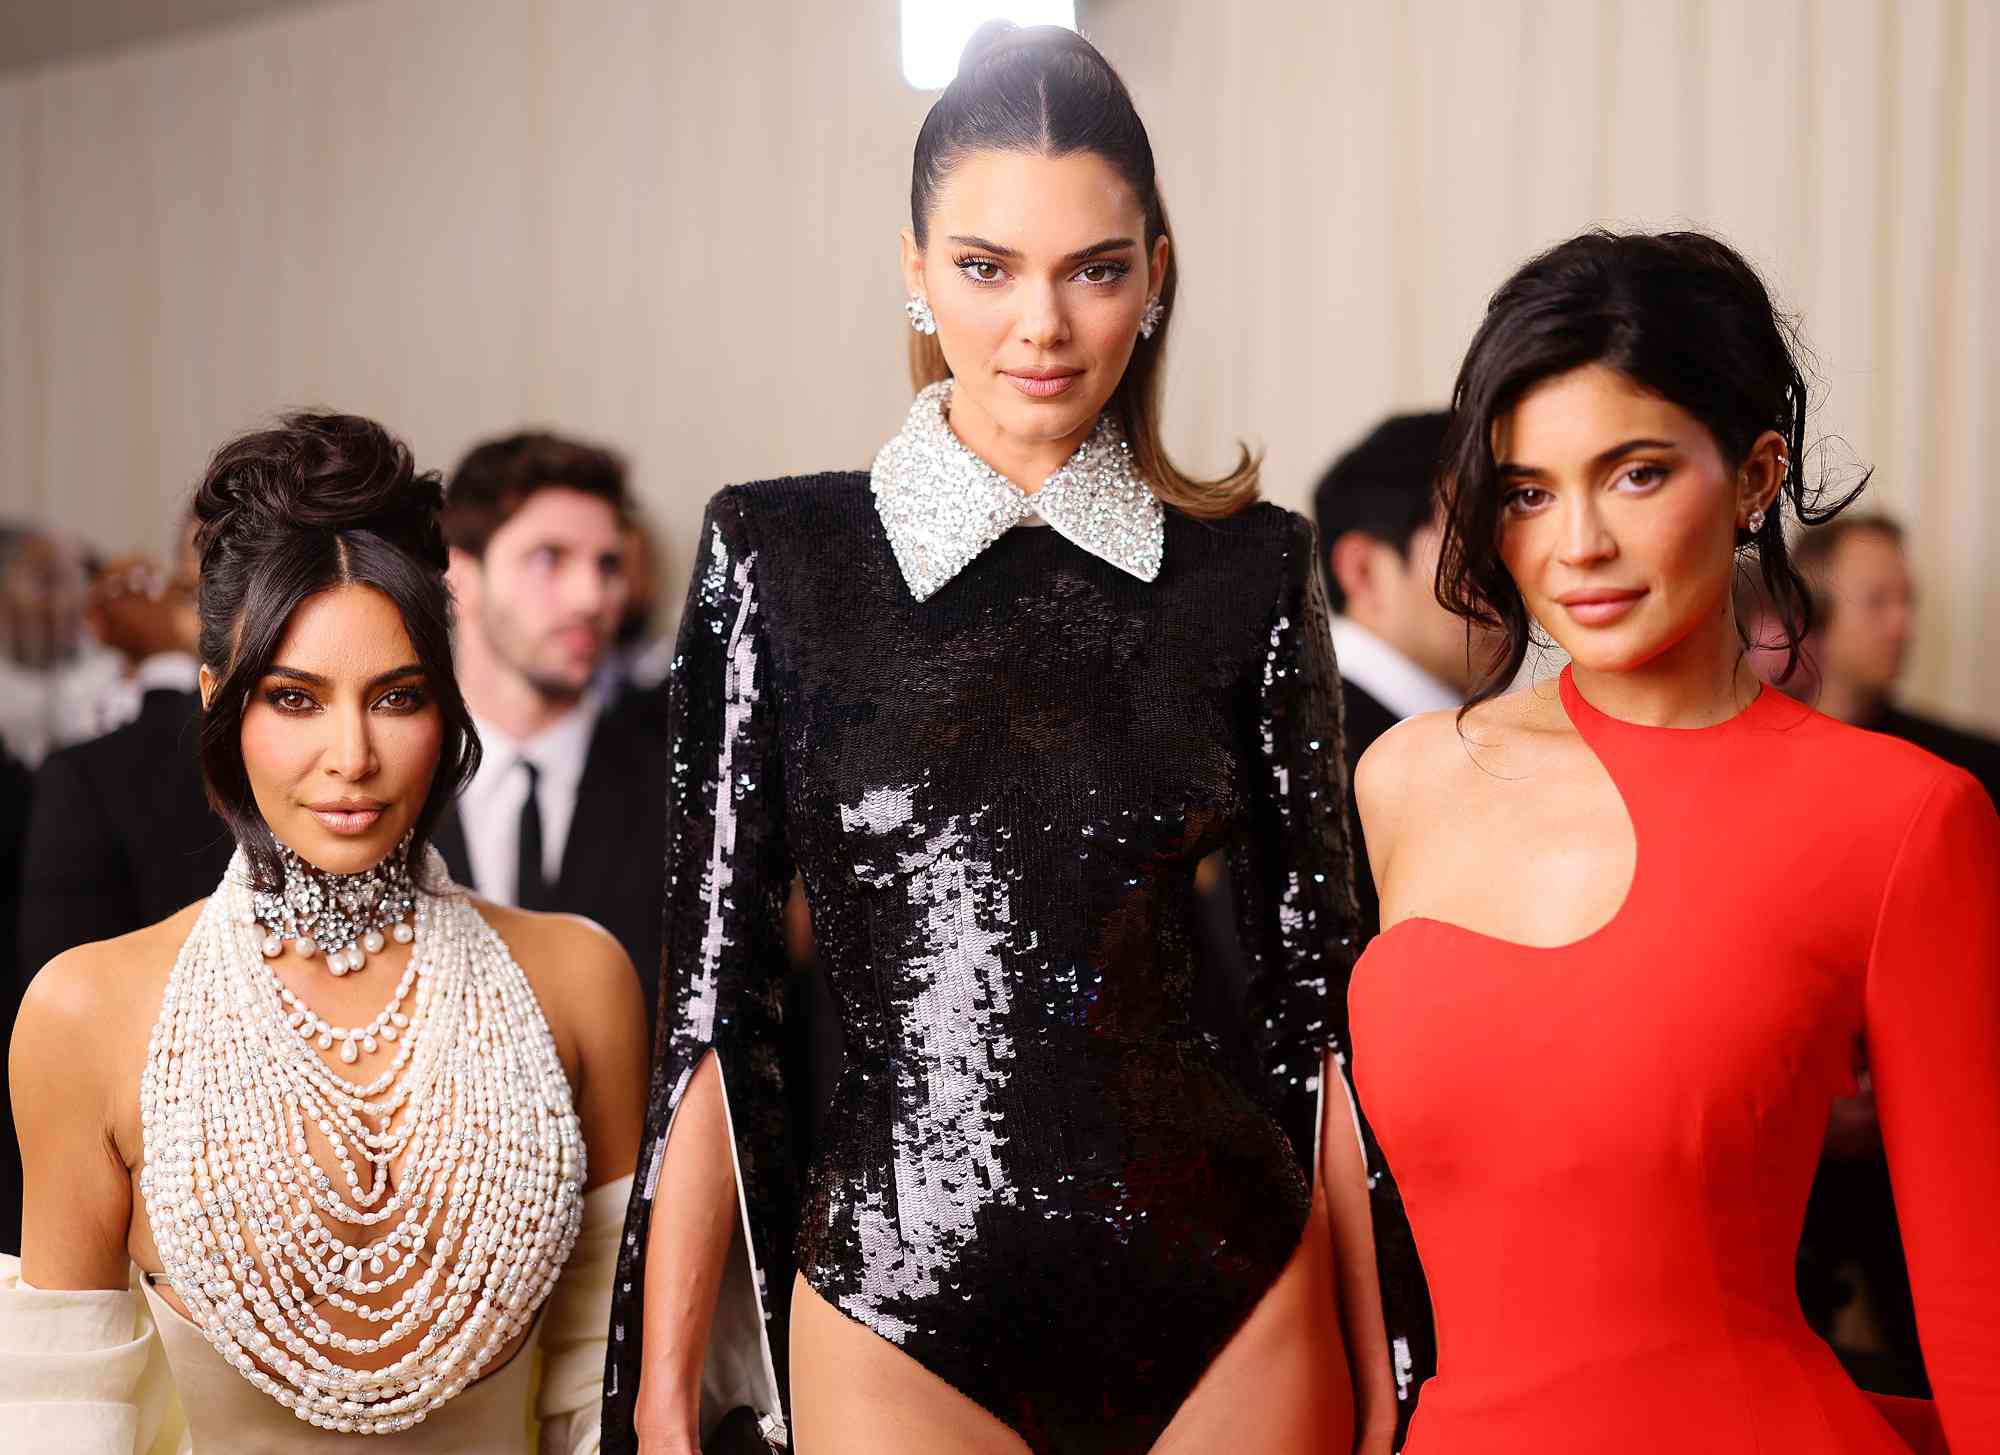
[1566,608,1764,729]
[944,389,1096,497]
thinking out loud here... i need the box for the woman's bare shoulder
[12,900,200,1149]
[1353,681,1567,837]
[17,900,201,1038]
[468,897,645,1037]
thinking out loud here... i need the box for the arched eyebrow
[1497,438,1679,479]
[266,664,425,689]
[946,234,1138,264]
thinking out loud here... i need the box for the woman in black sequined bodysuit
[604,23,1397,1455]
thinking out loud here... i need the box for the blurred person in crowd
[609,24,1393,1455]
[1350,229,1999,1451]
[1794,514,2000,804]
[15,504,224,978]
[0,526,102,766]
[0,739,31,1254]
[72,513,203,736]
[1315,411,1500,938]
[436,430,667,1017]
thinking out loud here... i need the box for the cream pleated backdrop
[0,0,1994,726]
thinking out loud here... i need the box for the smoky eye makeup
[263,684,319,715]
[373,683,430,713]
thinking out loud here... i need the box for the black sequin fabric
[604,474,1362,1455]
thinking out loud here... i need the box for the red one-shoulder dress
[1350,666,2000,1453]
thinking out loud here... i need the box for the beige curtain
[2,0,1993,725]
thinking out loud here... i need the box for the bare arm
[1322,1049,1396,1454]
[1354,712,1442,932]
[634,1052,738,1455]
[12,947,134,1290]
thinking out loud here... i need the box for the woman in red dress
[1348,229,1999,1453]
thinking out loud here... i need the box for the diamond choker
[250,831,418,974]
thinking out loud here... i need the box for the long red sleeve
[1866,765,2000,1449]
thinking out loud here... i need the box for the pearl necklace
[140,846,586,1435]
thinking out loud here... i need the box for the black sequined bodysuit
[603,472,1361,1454]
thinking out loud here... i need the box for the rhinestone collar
[871,379,1165,602]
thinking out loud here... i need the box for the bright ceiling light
[901,1,1079,90]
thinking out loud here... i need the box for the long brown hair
[907,23,1258,519]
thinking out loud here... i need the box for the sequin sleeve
[1224,515,1362,1175]
[1865,766,2000,1448]
[602,489,796,1454]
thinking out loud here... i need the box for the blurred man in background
[1314,411,1497,936]
[1794,514,2000,803]
[15,508,224,978]
[0,527,95,766]
[436,432,667,1018]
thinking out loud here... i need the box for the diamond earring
[905,294,937,335]
[1746,507,1767,533]
[1139,296,1165,340]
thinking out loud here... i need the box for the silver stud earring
[905,294,937,335]
[1746,507,1767,533]
[1138,296,1165,340]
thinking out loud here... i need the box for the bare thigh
[789,1276,1029,1455]
[787,1190,1353,1455]
[1153,1187,1353,1454]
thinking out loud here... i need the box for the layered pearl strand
[139,846,586,1435]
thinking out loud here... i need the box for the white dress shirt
[457,691,603,904]
[1329,617,1461,722]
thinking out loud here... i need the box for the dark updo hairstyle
[193,412,481,890]
[908,20,1258,517]
[1437,228,1867,707]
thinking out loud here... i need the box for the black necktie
[516,760,549,910]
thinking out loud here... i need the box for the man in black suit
[1795,513,2000,802]
[15,687,231,979]
[435,432,667,1020]
[1314,412,1495,936]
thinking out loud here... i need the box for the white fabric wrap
[535,1173,633,1455]
[0,1254,187,1455]
[0,1172,630,1455]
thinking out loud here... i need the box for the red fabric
[1349,667,2000,1453]
[1870,1394,1948,1455]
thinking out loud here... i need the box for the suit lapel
[431,806,474,887]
